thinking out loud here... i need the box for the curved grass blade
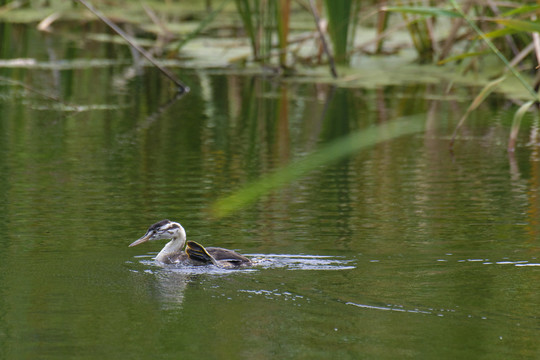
[450,76,506,148]
[508,100,535,152]
[212,114,426,217]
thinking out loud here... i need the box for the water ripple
[128,253,355,272]
[247,254,356,270]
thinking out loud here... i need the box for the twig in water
[308,0,338,79]
[75,0,189,94]
[0,75,62,103]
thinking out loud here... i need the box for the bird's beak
[129,231,153,247]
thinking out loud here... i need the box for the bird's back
[186,241,252,268]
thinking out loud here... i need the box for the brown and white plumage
[129,219,251,268]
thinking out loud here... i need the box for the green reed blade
[212,114,426,217]
[323,0,353,63]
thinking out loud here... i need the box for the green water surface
[0,26,539,360]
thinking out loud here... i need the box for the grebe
[129,219,251,269]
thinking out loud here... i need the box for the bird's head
[129,219,186,247]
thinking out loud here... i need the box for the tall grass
[232,0,361,68]
[233,0,290,68]
[385,1,539,150]
[13,0,540,73]
[276,0,290,67]
[323,0,354,64]
[234,0,259,58]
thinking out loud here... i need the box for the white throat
[155,227,186,263]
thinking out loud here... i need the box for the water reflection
[127,258,190,310]
[148,269,189,310]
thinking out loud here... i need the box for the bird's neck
[155,236,185,263]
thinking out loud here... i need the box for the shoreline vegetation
[0,3,537,65]
[1,2,539,74]
[0,0,538,152]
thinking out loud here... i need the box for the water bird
[129,219,252,269]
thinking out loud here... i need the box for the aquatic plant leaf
[494,19,540,34]
[383,6,461,18]
[469,77,506,111]
[212,115,425,217]
[508,100,535,152]
[324,0,356,63]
